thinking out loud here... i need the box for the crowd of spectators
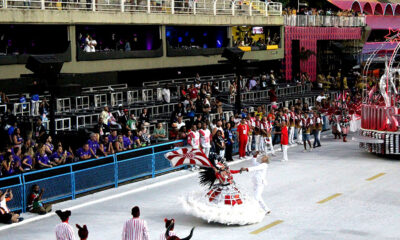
[283,7,364,17]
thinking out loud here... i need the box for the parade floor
[3,134,400,240]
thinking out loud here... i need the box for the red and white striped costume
[122,218,150,240]
[159,230,176,240]
[260,120,274,154]
[55,222,75,240]
[187,130,200,149]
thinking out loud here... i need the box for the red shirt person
[280,121,289,161]
[237,118,250,159]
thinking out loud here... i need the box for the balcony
[284,15,366,27]
[0,0,282,16]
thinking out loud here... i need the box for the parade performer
[243,152,271,214]
[330,111,341,140]
[246,115,255,156]
[165,148,265,225]
[288,106,296,145]
[261,116,275,156]
[300,114,313,152]
[164,220,194,240]
[340,109,351,142]
[312,112,322,148]
[199,123,211,157]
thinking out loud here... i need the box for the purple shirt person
[36,152,51,168]
[76,144,92,161]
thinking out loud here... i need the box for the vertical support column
[92,0,95,11]
[193,1,196,14]
[68,25,77,73]
[71,166,75,200]
[171,0,174,14]
[3,0,7,8]
[114,154,119,188]
[151,148,155,178]
[20,175,25,213]
[231,0,234,16]
[227,26,233,47]
[41,0,45,9]
[121,0,125,12]
[161,25,167,59]
[147,0,150,13]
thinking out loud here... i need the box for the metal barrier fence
[0,0,282,16]
[284,15,366,27]
[0,140,188,213]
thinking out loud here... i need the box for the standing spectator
[55,210,75,240]
[269,85,277,108]
[122,206,150,240]
[237,118,249,160]
[139,108,150,127]
[213,130,225,159]
[12,128,23,149]
[76,224,89,240]
[0,189,22,224]
[199,122,211,157]
[33,118,46,143]
[162,85,171,103]
[224,122,234,162]
[28,185,52,215]
[31,80,40,116]
[7,122,18,144]
[187,125,200,149]
[280,121,289,161]
[188,84,198,101]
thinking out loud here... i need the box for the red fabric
[237,124,249,138]
[281,126,289,145]
[189,88,198,99]
[239,137,248,157]
[366,16,400,30]
[269,89,277,102]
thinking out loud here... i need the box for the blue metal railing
[0,140,185,213]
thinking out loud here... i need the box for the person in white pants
[288,107,296,145]
[281,121,289,161]
[243,152,271,214]
[199,122,211,157]
[246,116,254,155]
[262,117,275,156]
[254,122,261,152]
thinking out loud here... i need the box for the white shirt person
[244,153,271,214]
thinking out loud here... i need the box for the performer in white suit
[244,152,271,214]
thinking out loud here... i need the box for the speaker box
[222,47,244,62]
[55,84,82,97]
[26,55,64,75]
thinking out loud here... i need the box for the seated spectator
[114,135,127,153]
[21,148,34,171]
[118,109,129,130]
[132,131,143,148]
[76,144,93,161]
[36,145,54,168]
[123,131,133,150]
[100,136,114,156]
[152,123,168,142]
[51,146,73,165]
[0,189,22,224]
[44,135,54,155]
[12,128,23,149]
[108,130,118,143]
[2,152,16,176]
[126,113,137,131]
[169,123,179,140]
[12,147,25,173]
[100,106,122,130]
[87,133,100,157]
[140,127,151,146]
[28,185,52,215]
[176,116,185,130]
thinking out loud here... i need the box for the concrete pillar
[161,25,167,58]
[227,26,233,47]
[68,25,77,67]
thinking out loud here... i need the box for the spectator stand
[0,140,185,213]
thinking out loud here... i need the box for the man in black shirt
[33,118,46,143]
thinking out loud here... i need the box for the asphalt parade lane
[3,134,400,240]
